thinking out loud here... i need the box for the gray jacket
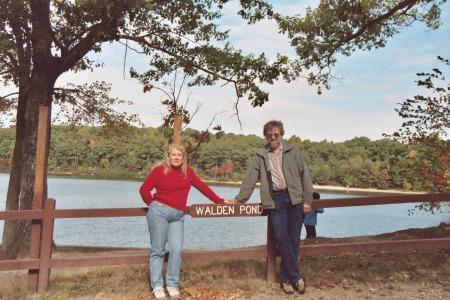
[235,141,314,209]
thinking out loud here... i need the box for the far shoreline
[1,171,425,195]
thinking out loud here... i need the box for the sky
[6,1,450,143]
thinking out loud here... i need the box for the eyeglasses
[266,133,281,139]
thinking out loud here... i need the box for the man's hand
[303,203,311,214]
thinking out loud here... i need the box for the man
[234,120,314,294]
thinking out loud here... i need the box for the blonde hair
[162,143,188,177]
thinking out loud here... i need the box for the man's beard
[268,141,280,150]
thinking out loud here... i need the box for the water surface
[0,173,446,249]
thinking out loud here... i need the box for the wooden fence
[1,108,449,293]
[0,193,449,293]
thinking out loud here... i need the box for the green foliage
[274,0,446,93]
[0,0,446,175]
[386,56,450,211]
[0,127,14,171]
[3,1,445,119]
[392,56,449,145]
[0,126,441,192]
[385,56,450,212]
[53,81,142,130]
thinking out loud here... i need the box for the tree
[386,55,450,213]
[221,159,234,178]
[0,0,446,258]
[0,0,285,258]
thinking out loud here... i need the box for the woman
[139,143,233,300]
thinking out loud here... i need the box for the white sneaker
[166,286,180,299]
[152,286,166,300]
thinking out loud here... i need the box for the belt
[273,188,289,194]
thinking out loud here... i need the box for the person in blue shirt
[304,192,324,238]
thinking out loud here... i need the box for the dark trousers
[305,225,316,238]
[270,192,304,284]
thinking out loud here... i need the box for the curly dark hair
[263,120,285,137]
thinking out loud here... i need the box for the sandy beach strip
[203,180,424,195]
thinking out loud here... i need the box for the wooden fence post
[28,106,50,292]
[173,114,182,144]
[266,216,277,282]
[38,199,56,292]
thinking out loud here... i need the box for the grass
[1,224,449,299]
[1,273,29,300]
[1,248,447,300]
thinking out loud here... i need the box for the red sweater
[139,165,224,211]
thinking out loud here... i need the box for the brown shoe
[294,278,306,294]
[280,282,294,294]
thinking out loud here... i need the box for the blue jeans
[270,192,304,284]
[147,201,185,288]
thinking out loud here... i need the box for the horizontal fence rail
[0,193,449,293]
[2,193,448,220]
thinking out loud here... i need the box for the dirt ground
[246,281,449,300]
[1,269,448,300]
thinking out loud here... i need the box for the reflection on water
[0,173,446,250]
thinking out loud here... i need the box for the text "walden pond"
[189,204,264,218]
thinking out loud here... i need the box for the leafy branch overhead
[142,70,224,157]
[142,70,197,128]
[390,56,449,144]
[2,1,446,115]
[128,0,446,105]
[53,81,142,133]
[386,56,449,207]
[274,0,445,90]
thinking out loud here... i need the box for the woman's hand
[223,199,235,205]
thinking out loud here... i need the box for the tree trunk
[1,91,28,259]
[1,0,56,258]
[1,82,55,258]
